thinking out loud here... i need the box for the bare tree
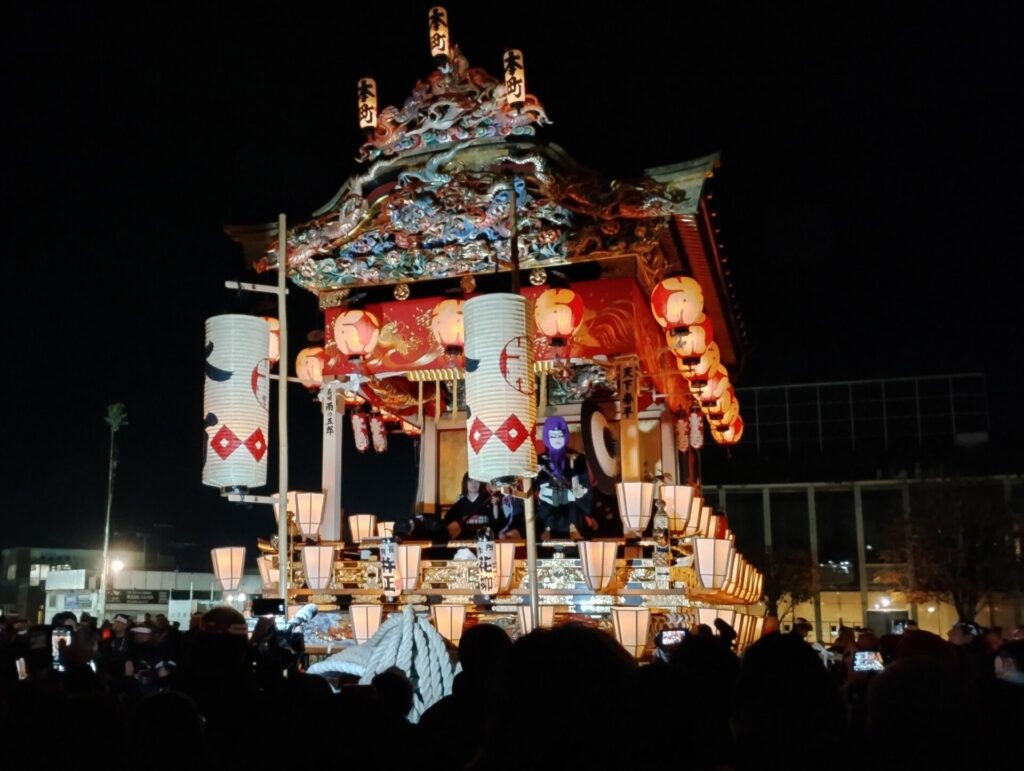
[749,546,818,621]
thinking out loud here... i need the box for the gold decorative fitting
[393,283,411,301]
[405,368,465,382]
[529,267,548,286]
[460,274,476,294]
[319,289,351,310]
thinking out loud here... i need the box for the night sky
[5,2,1022,564]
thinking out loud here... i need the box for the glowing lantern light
[430,299,465,354]
[428,6,450,61]
[431,604,467,646]
[302,545,335,590]
[333,310,380,360]
[203,315,269,491]
[718,416,745,445]
[271,491,326,540]
[579,540,619,592]
[650,276,705,333]
[517,603,556,634]
[689,409,705,450]
[698,369,732,408]
[693,538,735,590]
[396,543,423,591]
[256,555,278,592]
[349,604,383,645]
[295,346,327,387]
[211,547,245,592]
[463,294,536,483]
[503,48,526,111]
[616,481,655,538]
[665,314,714,361]
[661,485,698,533]
[356,77,377,130]
[680,342,721,386]
[611,606,651,658]
[534,287,585,348]
[261,317,280,366]
[348,513,377,544]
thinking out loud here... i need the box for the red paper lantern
[333,310,380,359]
[650,276,704,332]
[295,346,327,387]
[665,314,714,361]
[680,341,721,385]
[430,299,465,353]
[534,287,585,346]
[713,416,745,445]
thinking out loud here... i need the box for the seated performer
[443,474,497,540]
[536,416,597,539]
[489,482,527,540]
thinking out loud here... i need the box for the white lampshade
[273,492,326,539]
[708,514,726,540]
[396,543,422,591]
[302,545,335,590]
[661,485,697,532]
[734,613,751,648]
[697,505,713,537]
[697,607,736,631]
[256,555,279,591]
[611,606,651,658]
[430,604,466,646]
[615,481,654,536]
[751,614,766,645]
[517,603,556,635]
[693,538,735,590]
[203,315,269,491]
[211,547,245,592]
[683,496,704,537]
[578,540,619,592]
[376,521,395,538]
[349,514,377,544]
[463,294,536,483]
[494,542,517,594]
[349,603,383,645]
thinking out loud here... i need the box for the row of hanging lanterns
[650,276,744,446]
[357,7,529,132]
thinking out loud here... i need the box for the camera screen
[853,651,884,672]
[51,628,72,672]
[659,629,686,647]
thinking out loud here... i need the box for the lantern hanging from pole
[356,77,377,130]
[503,49,526,111]
[650,276,705,333]
[203,316,270,491]
[463,294,536,484]
[349,604,383,645]
[295,346,327,388]
[293,492,326,540]
[666,314,714,360]
[351,412,370,453]
[675,417,690,452]
[302,545,335,590]
[430,299,465,354]
[693,537,735,590]
[681,342,721,386]
[380,539,399,599]
[517,603,556,635]
[261,317,280,366]
[720,416,745,445]
[579,540,619,592]
[616,481,655,537]
[369,413,387,453]
[211,547,245,592]
[534,287,584,349]
[611,606,651,659]
[689,409,705,450]
[428,6,450,61]
[333,310,380,360]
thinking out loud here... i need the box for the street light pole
[97,403,128,620]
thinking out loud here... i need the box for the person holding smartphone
[98,613,138,693]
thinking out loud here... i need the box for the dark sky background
[5,2,1022,565]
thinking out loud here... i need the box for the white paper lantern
[503,48,526,109]
[494,542,517,594]
[431,604,466,646]
[211,547,245,592]
[615,481,654,537]
[349,603,383,644]
[302,545,335,590]
[356,77,377,130]
[683,496,704,537]
[396,543,422,591]
[463,294,537,483]
[661,485,698,533]
[203,315,270,491]
[693,538,735,590]
[517,603,556,634]
[578,540,619,592]
[256,555,279,592]
[272,491,326,540]
[348,513,377,544]
[611,606,651,658]
[376,521,395,538]
[380,539,399,599]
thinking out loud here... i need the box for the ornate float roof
[253,52,713,287]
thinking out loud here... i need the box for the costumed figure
[443,473,498,540]
[536,416,596,539]
[489,482,526,540]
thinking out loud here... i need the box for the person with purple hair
[536,416,596,539]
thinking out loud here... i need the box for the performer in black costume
[535,416,597,539]
[443,473,497,539]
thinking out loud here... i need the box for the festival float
[208,7,761,705]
